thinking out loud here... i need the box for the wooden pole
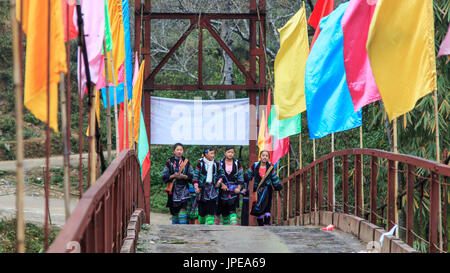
[299,133,302,169]
[59,73,71,220]
[44,0,52,250]
[433,90,443,250]
[11,0,25,253]
[331,133,335,209]
[313,139,316,162]
[63,0,72,220]
[88,85,96,185]
[287,145,290,221]
[360,126,364,217]
[107,51,120,157]
[103,40,112,163]
[393,118,399,236]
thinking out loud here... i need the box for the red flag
[118,102,129,152]
[265,89,289,165]
[308,0,334,49]
[264,90,274,159]
[62,0,78,41]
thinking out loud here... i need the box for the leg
[178,209,188,224]
[263,212,271,226]
[256,215,264,226]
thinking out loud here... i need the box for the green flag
[268,107,301,139]
[137,110,150,178]
[102,0,113,54]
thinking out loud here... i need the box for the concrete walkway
[136,224,367,253]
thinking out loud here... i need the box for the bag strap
[255,164,274,192]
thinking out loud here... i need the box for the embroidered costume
[193,157,225,225]
[161,156,194,224]
[218,158,244,225]
[246,161,283,226]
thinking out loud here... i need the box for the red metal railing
[276,148,450,253]
[47,149,148,253]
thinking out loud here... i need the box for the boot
[198,215,206,225]
[206,215,215,225]
[222,215,230,225]
[178,209,188,224]
[257,217,264,226]
[230,213,238,226]
[263,216,271,226]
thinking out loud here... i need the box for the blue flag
[305,2,362,139]
[122,0,133,99]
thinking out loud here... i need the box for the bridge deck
[136,224,366,253]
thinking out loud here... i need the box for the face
[225,149,234,160]
[174,145,184,158]
[260,152,270,163]
[205,150,215,161]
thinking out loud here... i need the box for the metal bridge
[47,0,450,253]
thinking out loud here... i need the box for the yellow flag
[128,60,146,143]
[107,0,126,84]
[19,0,67,132]
[274,3,309,120]
[366,0,437,121]
[257,110,267,154]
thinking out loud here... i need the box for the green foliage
[0,218,59,253]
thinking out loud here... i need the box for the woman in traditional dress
[217,146,245,225]
[193,147,225,225]
[161,143,194,224]
[246,150,283,226]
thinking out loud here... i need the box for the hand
[216,181,222,188]
[195,187,200,194]
[241,189,247,194]
[234,188,241,194]
[221,184,228,191]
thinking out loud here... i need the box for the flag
[438,25,450,58]
[118,102,129,152]
[19,0,67,132]
[268,108,301,139]
[341,0,381,111]
[137,110,150,178]
[121,0,133,99]
[308,0,334,49]
[305,2,362,139]
[75,0,105,97]
[99,0,129,107]
[62,0,78,41]
[366,0,437,121]
[257,110,269,155]
[130,59,145,143]
[271,136,289,166]
[274,3,309,120]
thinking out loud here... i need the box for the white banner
[150,97,250,145]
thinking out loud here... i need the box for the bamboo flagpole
[103,39,112,163]
[63,0,72,220]
[360,126,364,216]
[44,0,52,250]
[313,139,316,161]
[433,90,443,250]
[331,133,335,211]
[75,0,96,186]
[59,73,71,220]
[393,118,399,236]
[11,0,25,253]
[106,49,120,157]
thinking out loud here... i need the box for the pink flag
[132,52,139,87]
[438,25,450,58]
[342,0,381,111]
[75,0,105,96]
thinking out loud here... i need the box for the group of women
[161,143,283,226]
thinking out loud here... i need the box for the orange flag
[128,60,146,143]
[18,0,67,132]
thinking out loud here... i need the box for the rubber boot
[230,213,238,226]
[171,214,179,225]
[178,209,188,224]
[206,215,215,225]
[198,215,206,225]
[221,215,230,226]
